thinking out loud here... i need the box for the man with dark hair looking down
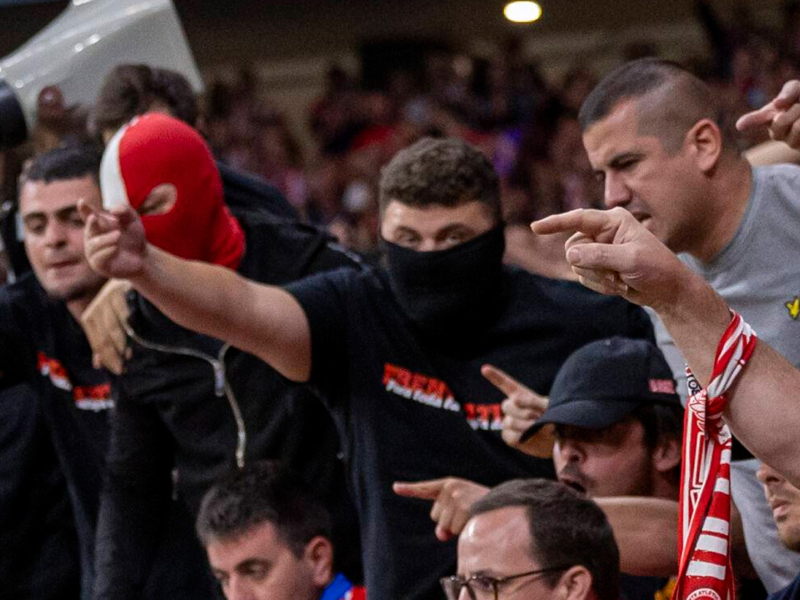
[82,135,652,600]
[196,461,365,600]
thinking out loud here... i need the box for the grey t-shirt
[669,164,800,592]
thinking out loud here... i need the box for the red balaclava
[100,112,245,269]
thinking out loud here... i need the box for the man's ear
[556,565,593,600]
[652,434,681,474]
[304,536,334,588]
[686,118,723,173]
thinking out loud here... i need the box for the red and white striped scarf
[673,312,757,600]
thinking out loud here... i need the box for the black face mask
[383,226,506,338]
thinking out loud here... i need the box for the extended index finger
[481,363,532,397]
[393,479,446,500]
[79,199,119,236]
[736,104,778,132]
[773,80,800,110]
[531,209,614,237]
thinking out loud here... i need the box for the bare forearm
[597,497,678,577]
[657,270,800,487]
[130,245,310,381]
[655,267,731,385]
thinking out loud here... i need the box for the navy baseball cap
[521,337,681,440]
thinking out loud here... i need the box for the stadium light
[503,1,542,23]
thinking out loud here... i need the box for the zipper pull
[236,432,246,469]
[212,362,225,397]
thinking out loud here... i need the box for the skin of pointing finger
[577,275,618,296]
[736,106,777,130]
[430,500,443,522]
[501,398,514,412]
[392,481,442,499]
[435,526,453,542]
[481,366,518,396]
[775,81,800,107]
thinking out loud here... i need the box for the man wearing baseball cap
[398,337,683,600]
[524,336,682,501]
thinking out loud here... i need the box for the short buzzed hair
[579,58,734,153]
[195,461,331,558]
[379,137,502,221]
[24,143,101,185]
[470,479,620,600]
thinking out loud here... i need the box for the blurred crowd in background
[4,0,800,277]
[196,1,800,258]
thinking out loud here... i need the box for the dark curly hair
[94,64,198,137]
[379,137,501,222]
[195,461,331,557]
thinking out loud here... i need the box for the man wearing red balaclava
[91,113,363,600]
[101,114,245,269]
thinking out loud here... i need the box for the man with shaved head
[575,57,800,592]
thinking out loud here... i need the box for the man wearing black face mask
[82,136,654,600]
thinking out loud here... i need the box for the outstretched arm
[595,497,677,577]
[533,208,800,488]
[80,202,311,382]
[393,476,679,576]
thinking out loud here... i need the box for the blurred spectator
[93,64,198,140]
[110,3,800,262]
[197,461,365,600]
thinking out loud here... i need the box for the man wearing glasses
[446,478,618,600]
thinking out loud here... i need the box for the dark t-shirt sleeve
[284,268,353,397]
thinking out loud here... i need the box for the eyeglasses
[440,566,569,600]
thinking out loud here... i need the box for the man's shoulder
[0,272,47,309]
[218,161,300,220]
[288,262,383,296]
[503,266,627,306]
[756,163,800,199]
[501,266,652,338]
[238,213,364,282]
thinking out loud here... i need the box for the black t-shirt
[0,274,110,591]
[0,383,80,600]
[769,573,800,600]
[287,265,654,600]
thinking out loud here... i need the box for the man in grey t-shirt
[576,58,800,592]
